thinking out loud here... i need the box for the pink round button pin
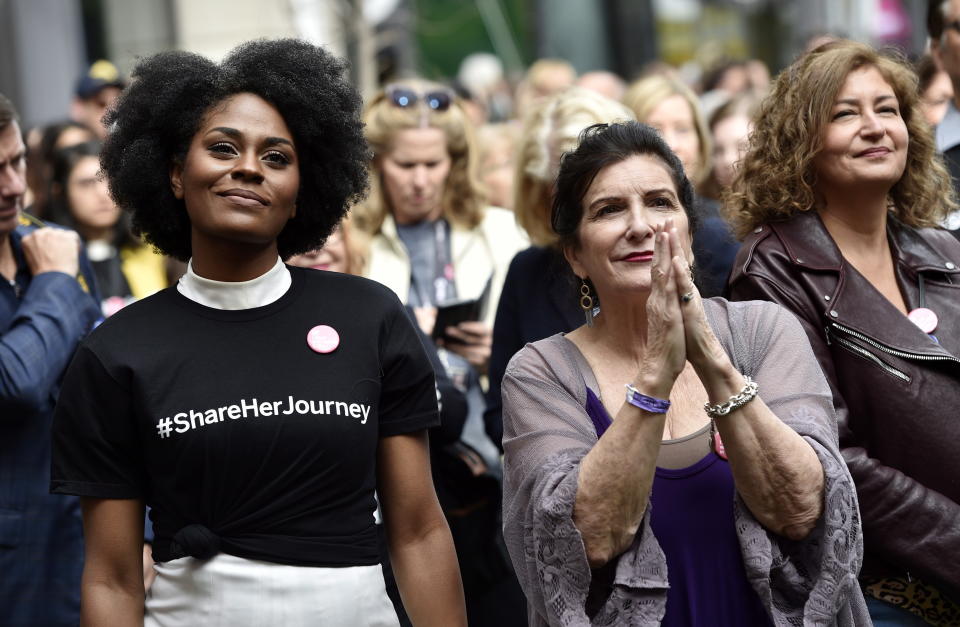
[307,325,340,354]
[907,307,938,334]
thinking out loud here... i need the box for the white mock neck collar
[177,257,291,310]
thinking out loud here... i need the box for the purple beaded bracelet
[624,384,671,414]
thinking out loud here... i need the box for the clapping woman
[51,40,465,626]
[501,121,868,625]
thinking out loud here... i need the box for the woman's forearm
[378,431,466,625]
[699,362,824,539]
[389,517,466,627]
[79,498,147,627]
[573,378,668,568]
[81,578,144,627]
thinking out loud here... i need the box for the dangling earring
[580,279,595,327]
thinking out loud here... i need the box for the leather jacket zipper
[830,332,911,382]
[831,322,960,364]
[826,322,960,381]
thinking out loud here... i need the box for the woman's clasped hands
[641,218,726,395]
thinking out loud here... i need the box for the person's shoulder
[508,245,560,272]
[732,213,815,272]
[478,206,526,237]
[13,220,38,238]
[293,266,403,309]
[505,333,577,383]
[94,287,175,327]
[705,297,801,345]
[741,218,790,250]
[706,296,785,323]
[694,215,738,254]
[480,205,515,224]
[81,288,177,351]
[913,225,960,258]
[693,194,721,218]
[13,216,72,238]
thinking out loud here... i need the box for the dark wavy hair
[46,140,137,249]
[101,39,369,261]
[551,121,697,251]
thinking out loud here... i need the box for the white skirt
[145,553,401,627]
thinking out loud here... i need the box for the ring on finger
[680,291,695,303]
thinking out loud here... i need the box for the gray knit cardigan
[501,299,870,626]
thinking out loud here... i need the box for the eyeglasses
[385,85,454,112]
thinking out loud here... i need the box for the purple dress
[585,388,772,626]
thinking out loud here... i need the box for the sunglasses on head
[385,85,453,112]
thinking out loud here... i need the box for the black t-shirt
[51,266,439,567]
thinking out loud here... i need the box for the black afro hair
[101,39,370,261]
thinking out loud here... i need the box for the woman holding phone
[355,79,526,370]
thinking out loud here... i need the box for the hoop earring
[580,279,595,327]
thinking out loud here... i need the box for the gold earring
[580,279,595,327]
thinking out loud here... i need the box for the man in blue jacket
[1,92,101,625]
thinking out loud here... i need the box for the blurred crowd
[3,2,960,626]
[17,33,958,323]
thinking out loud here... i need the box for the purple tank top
[585,388,771,626]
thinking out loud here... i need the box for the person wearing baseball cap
[70,59,125,139]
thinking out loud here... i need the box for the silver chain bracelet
[703,376,759,419]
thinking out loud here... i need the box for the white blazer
[365,207,528,328]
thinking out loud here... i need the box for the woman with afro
[50,39,466,626]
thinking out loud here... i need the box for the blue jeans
[865,596,930,626]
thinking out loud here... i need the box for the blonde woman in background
[624,74,711,187]
[484,87,634,449]
[624,73,739,296]
[475,122,519,211]
[701,93,761,200]
[355,80,526,351]
[286,217,368,276]
[513,58,577,120]
[354,79,528,627]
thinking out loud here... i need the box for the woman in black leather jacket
[725,40,960,626]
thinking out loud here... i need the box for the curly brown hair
[352,79,486,235]
[723,40,956,240]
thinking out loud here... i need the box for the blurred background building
[0,0,928,129]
